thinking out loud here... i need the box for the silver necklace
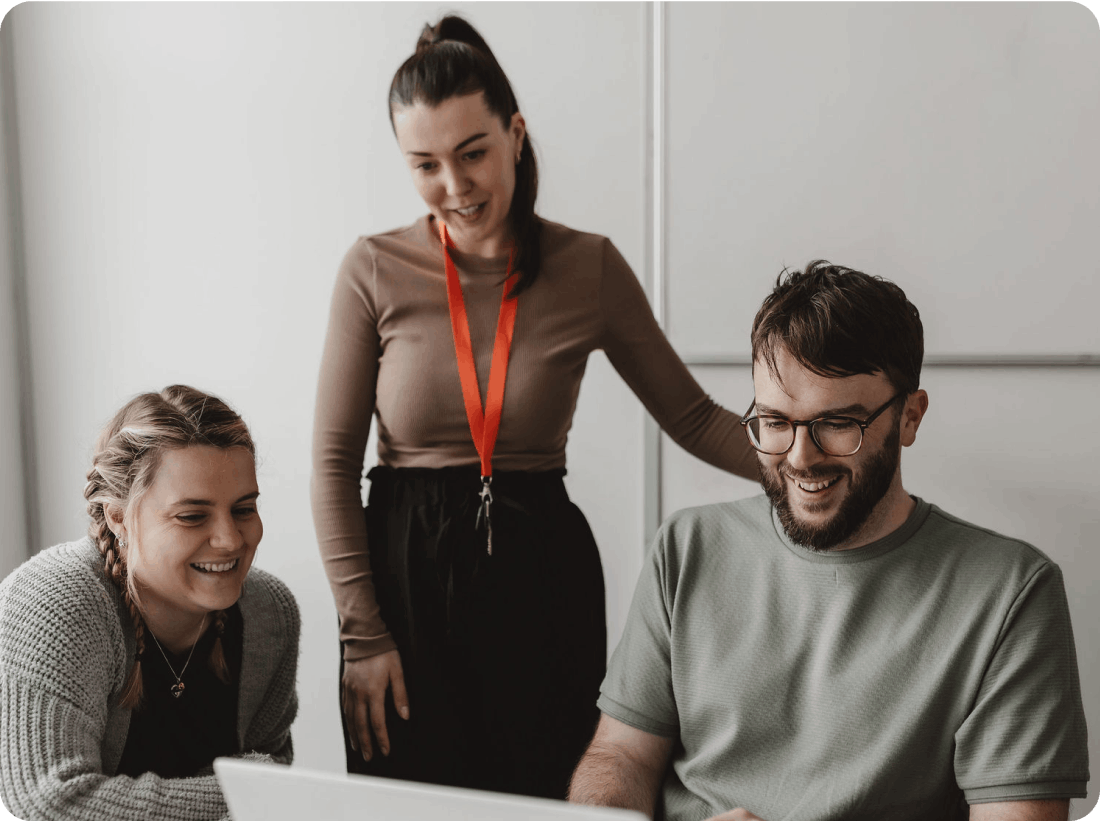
[148,616,207,699]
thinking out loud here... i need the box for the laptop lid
[214,758,650,821]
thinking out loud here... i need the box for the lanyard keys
[475,476,493,556]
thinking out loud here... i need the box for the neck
[439,218,513,260]
[143,606,208,655]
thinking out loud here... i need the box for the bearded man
[568,262,1088,821]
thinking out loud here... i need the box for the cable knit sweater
[0,538,300,821]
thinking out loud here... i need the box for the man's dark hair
[750,260,924,395]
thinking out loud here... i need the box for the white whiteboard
[664,3,1100,358]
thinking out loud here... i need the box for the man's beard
[760,423,901,551]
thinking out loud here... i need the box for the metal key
[475,476,493,556]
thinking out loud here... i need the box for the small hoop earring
[118,538,127,548]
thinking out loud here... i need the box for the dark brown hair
[389,15,541,296]
[83,384,256,709]
[751,260,924,396]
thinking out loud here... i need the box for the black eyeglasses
[739,392,905,457]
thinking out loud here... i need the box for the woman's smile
[125,445,262,638]
[393,91,525,259]
[189,558,241,574]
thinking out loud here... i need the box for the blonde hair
[83,385,256,709]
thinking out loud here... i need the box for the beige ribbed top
[311,215,757,659]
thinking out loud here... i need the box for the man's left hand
[705,810,767,821]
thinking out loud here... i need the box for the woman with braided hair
[311,14,758,799]
[0,385,299,821]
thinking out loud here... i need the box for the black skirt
[340,466,607,799]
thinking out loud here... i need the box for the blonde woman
[0,385,299,821]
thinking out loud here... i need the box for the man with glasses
[569,262,1087,821]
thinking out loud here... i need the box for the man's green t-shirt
[598,495,1088,821]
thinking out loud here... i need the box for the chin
[188,582,246,615]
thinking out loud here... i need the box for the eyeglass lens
[746,417,863,456]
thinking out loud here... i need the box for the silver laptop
[214,758,649,821]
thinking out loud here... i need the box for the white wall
[3,2,1098,819]
[5,1,647,776]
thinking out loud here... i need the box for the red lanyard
[439,221,519,553]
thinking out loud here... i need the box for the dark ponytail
[390,16,541,296]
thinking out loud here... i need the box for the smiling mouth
[190,559,239,573]
[791,475,842,493]
[453,202,486,217]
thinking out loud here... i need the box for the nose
[209,512,245,552]
[441,163,471,198]
[785,425,827,472]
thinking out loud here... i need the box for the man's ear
[900,389,929,447]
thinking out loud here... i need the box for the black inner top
[117,604,243,778]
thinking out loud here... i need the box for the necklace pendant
[171,682,185,698]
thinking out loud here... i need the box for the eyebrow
[406,132,488,157]
[754,402,870,418]
[170,491,260,507]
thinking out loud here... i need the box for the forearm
[655,393,761,482]
[1,684,229,821]
[568,739,663,819]
[598,240,759,483]
[311,251,396,658]
[969,799,1069,821]
[2,775,229,821]
[309,466,396,659]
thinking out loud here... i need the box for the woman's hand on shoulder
[341,649,410,761]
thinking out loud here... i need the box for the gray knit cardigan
[0,538,300,821]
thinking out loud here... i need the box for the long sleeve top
[311,215,758,660]
[0,539,299,821]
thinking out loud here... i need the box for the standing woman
[311,16,757,800]
[0,386,299,821]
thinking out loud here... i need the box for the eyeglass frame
[739,391,907,457]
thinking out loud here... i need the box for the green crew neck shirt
[598,495,1088,821]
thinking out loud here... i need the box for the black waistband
[366,465,570,506]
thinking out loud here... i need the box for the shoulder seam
[925,506,1050,564]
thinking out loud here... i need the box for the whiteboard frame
[682,354,1100,368]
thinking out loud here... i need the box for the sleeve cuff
[597,693,679,739]
[342,634,398,661]
[964,781,1089,803]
